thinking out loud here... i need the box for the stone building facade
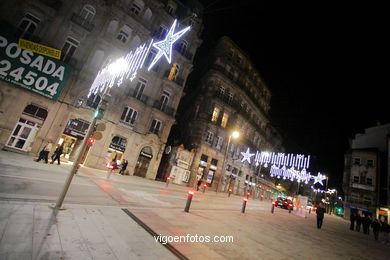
[163,37,283,197]
[342,123,390,222]
[0,0,203,179]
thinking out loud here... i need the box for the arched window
[116,25,132,43]
[142,8,152,21]
[80,4,96,22]
[177,40,188,55]
[22,104,48,120]
[130,0,144,15]
[129,35,141,48]
[106,19,118,34]
[110,136,127,152]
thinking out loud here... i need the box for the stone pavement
[0,201,177,260]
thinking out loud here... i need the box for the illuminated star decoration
[241,148,255,164]
[312,172,327,186]
[148,19,191,71]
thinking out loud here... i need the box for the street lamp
[215,130,239,193]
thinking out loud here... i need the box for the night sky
[195,1,388,190]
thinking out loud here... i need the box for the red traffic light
[228,188,232,192]
[167,176,171,181]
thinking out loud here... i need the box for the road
[0,150,389,259]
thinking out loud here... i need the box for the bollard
[202,183,207,193]
[165,176,171,187]
[271,201,275,214]
[241,198,248,213]
[228,188,232,197]
[184,191,194,213]
[246,192,250,199]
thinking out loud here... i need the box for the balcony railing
[163,70,185,86]
[152,100,175,116]
[70,13,94,32]
[128,88,149,104]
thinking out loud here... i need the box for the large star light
[312,172,327,186]
[241,148,255,164]
[148,20,191,71]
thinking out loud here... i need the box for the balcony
[128,88,149,104]
[70,13,94,32]
[163,70,185,87]
[152,100,175,117]
[351,182,375,191]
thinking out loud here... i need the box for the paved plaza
[0,150,389,259]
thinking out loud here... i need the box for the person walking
[106,159,118,179]
[316,203,326,229]
[362,214,369,234]
[371,218,381,241]
[119,159,128,175]
[50,143,64,165]
[350,212,356,231]
[35,141,52,163]
[196,178,202,191]
[380,219,389,244]
[356,212,362,232]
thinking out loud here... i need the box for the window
[211,107,220,123]
[353,158,361,165]
[211,158,218,166]
[353,176,359,183]
[219,86,225,96]
[166,3,176,15]
[238,170,242,177]
[367,159,374,167]
[120,107,137,125]
[227,92,233,104]
[17,13,40,39]
[61,37,79,63]
[86,93,101,109]
[215,136,223,151]
[149,119,161,134]
[130,0,144,15]
[155,25,167,40]
[110,136,127,152]
[205,131,214,145]
[144,49,157,68]
[200,154,208,163]
[160,91,170,110]
[366,178,372,185]
[80,5,96,23]
[117,25,132,43]
[134,78,147,100]
[22,104,48,120]
[221,113,229,128]
[177,40,187,54]
[106,20,118,34]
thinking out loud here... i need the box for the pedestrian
[106,159,118,179]
[362,213,369,234]
[350,212,356,231]
[356,212,362,232]
[316,203,326,229]
[380,219,389,244]
[119,159,128,175]
[371,218,381,241]
[50,143,64,165]
[196,179,202,191]
[35,141,52,163]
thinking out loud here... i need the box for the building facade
[0,0,203,179]
[342,123,390,222]
[160,37,284,197]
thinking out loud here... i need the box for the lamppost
[216,130,239,193]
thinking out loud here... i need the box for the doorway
[6,118,39,151]
[134,147,153,178]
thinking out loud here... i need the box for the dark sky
[195,1,388,189]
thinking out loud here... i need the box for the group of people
[106,158,128,179]
[350,212,389,243]
[35,141,64,165]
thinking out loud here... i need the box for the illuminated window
[221,113,229,128]
[211,107,220,123]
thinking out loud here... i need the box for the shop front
[134,146,153,178]
[60,118,90,161]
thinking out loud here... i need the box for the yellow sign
[18,38,61,59]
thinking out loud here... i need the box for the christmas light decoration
[88,19,190,97]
